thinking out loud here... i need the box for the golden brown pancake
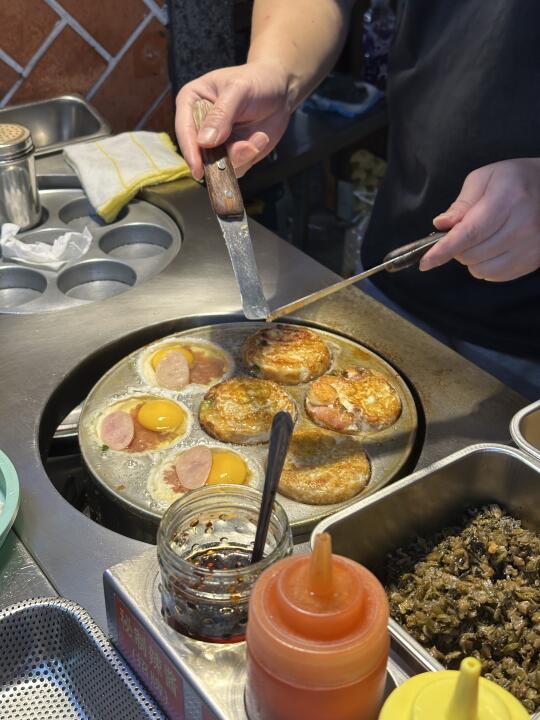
[306,367,402,433]
[199,377,296,444]
[279,428,370,504]
[242,324,331,384]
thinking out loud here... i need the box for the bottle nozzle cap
[309,532,333,598]
[275,533,364,641]
[380,657,529,720]
[445,657,481,720]
[412,659,510,720]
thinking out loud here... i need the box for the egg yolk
[207,451,248,485]
[151,345,194,370]
[137,399,184,433]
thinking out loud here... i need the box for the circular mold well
[0,188,182,314]
[17,227,69,245]
[59,199,128,232]
[0,266,47,308]
[57,260,136,301]
[99,224,173,260]
[37,206,50,225]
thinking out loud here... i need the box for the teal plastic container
[0,450,20,548]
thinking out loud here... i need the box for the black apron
[361,0,540,358]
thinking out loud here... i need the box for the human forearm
[248,0,355,111]
[176,0,354,178]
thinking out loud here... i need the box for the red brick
[141,89,176,142]
[11,26,107,105]
[1,0,59,67]
[92,19,170,133]
[0,60,20,100]
[60,0,149,56]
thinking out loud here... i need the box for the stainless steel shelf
[0,95,110,157]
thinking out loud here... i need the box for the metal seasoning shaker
[0,123,41,230]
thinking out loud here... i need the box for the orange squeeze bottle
[245,533,389,720]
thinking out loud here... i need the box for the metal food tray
[315,443,540,718]
[0,597,165,719]
[0,94,110,157]
[79,322,418,539]
[511,399,540,463]
[0,188,182,314]
[104,547,411,720]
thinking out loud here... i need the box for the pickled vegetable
[386,505,540,712]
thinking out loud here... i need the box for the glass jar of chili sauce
[157,485,292,643]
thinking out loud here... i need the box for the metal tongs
[266,231,446,322]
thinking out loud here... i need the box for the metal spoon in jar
[251,411,294,563]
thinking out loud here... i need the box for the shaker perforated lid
[0,123,33,159]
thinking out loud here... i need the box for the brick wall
[0,0,176,139]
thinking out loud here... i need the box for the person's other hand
[420,158,540,281]
[176,61,292,180]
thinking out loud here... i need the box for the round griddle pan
[79,322,418,539]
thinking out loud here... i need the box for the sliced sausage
[175,446,212,489]
[307,404,352,433]
[100,410,135,450]
[155,350,190,390]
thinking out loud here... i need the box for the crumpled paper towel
[0,223,92,271]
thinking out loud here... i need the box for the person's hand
[175,61,292,180]
[420,158,540,281]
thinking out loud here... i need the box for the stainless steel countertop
[0,170,525,629]
[0,531,56,606]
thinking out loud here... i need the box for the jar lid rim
[0,123,33,159]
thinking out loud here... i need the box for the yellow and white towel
[64,132,191,223]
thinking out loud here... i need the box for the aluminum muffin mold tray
[0,188,182,314]
[79,322,418,538]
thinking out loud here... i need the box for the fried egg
[98,395,190,453]
[151,345,194,369]
[207,450,248,485]
[137,399,184,432]
[148,446,256,504]
[140,338,232,391]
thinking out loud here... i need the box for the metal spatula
[192,99,270,320]
[266,232,446,322]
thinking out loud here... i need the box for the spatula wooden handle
[192,99,244,218]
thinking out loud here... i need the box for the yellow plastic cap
[379,658,529,720]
